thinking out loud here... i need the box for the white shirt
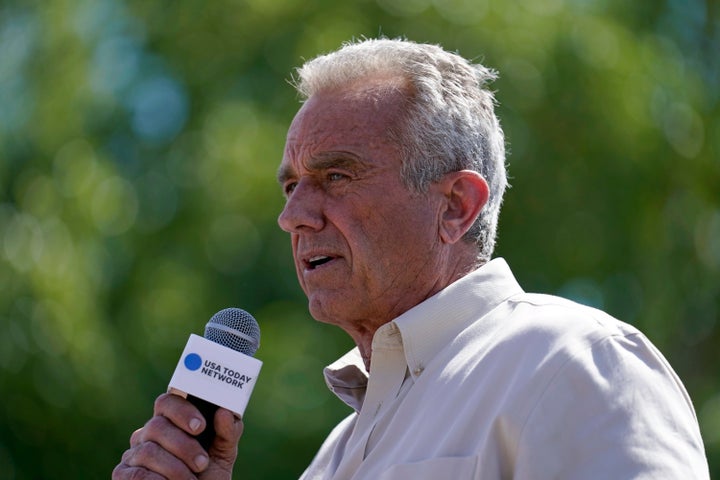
[300,258,709,479]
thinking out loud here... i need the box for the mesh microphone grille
[204,308,260,357]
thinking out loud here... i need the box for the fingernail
[189,417,202,432]
[195,454,209,470]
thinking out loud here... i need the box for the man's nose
[277,179,325,233]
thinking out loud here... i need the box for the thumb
[200,408,244,480]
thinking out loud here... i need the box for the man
[113,38,709,479]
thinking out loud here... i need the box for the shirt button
[413,367,423,376]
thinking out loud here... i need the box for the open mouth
[306,255,334,270]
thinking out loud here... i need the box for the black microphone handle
[187,394,218,450]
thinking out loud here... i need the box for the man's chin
[307,296,349,327]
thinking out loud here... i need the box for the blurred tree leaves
[0,0,718,478]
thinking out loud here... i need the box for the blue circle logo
[184,353,202,371]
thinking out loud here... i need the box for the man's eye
[328,172,348,182]
[284,182,297,196]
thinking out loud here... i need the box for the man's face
[277,83,447,336]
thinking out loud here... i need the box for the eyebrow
[277,152,363,185]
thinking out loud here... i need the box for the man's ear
[436,170,489,244]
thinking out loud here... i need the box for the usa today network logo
[184,352,254,390]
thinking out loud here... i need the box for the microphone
[168,308,263,450]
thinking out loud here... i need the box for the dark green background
[1,0,718,478]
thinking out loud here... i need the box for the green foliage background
[0,0,718,478]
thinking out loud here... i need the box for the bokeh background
[1,0,718,478]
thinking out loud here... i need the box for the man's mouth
[306,255,334,270]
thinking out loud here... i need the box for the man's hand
[112,393,244,480]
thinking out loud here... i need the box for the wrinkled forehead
[294,78,408,128]
[278,81,410,179]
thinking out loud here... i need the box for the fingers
[113,394,210,480]
[111,463,167,480]
[115,434,205,479]
[113,393,244,480]
[113,442,204,480]
[153,393,207,436]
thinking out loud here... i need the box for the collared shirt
[299,258,709,479]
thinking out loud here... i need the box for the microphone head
[204,308,260,357]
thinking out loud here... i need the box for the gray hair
[293,38,508,262]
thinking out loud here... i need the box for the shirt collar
[393,257,524,381]
[323,257,524,410]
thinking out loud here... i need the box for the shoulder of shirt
[502,291,638,338]
[445,289,651,376]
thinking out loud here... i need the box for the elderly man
[114,38,709,479]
